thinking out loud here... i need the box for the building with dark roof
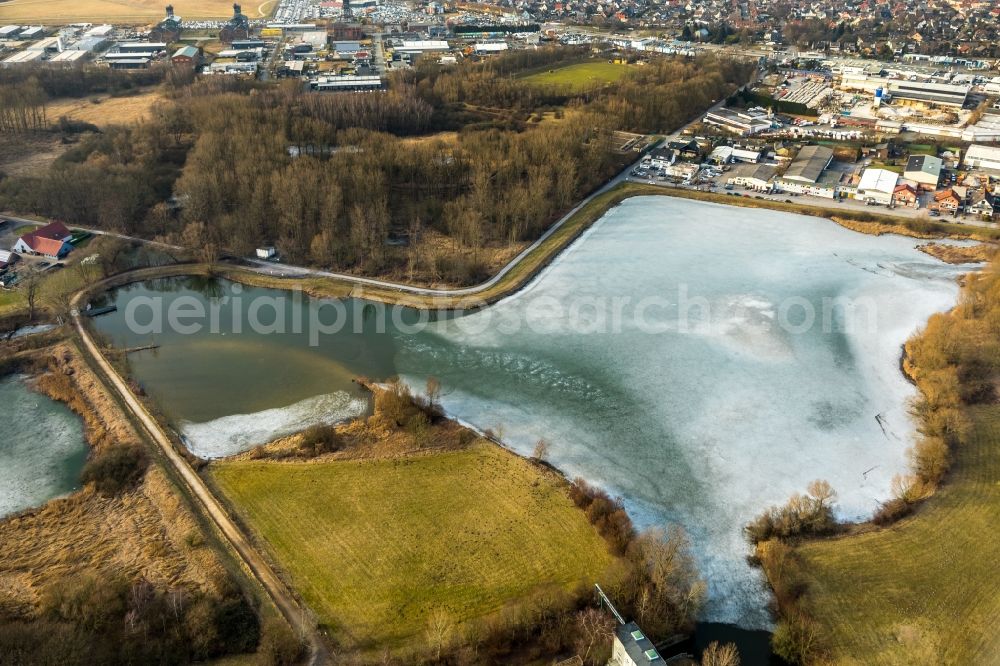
[903,154,943,190]
[782,144,834,184]
[220,3,251,44]
[610,622,662,665]
[149,5,182,43]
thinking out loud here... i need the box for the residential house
[967,191,996,219]
[929,188,962,213]
[647,147,674,169]
[12,221,73,259]
[892,183,919,207]
[665,139,700,160]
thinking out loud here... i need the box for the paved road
[70,282,329,665]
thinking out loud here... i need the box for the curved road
[70,290,328,665]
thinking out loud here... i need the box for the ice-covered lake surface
[93,197,972,627]
[0,375,88,518]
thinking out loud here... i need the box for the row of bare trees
[0,80,47,133]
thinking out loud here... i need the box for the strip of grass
[521,62,632,92]
[209,443,619,650]
[793,405,1000,664]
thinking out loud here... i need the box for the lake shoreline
[77,184,996,317]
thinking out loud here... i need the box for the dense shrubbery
[0,64,166,99]
[744,480,839,544]
[80,443,149,496]
[297,423,343,457]
[0,571,261,665]
[569,477,635,555]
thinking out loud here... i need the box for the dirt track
[70,289,328,665]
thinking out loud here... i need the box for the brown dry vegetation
[0,343,229,601]
[916,242,998,265]
[0,133,72,177]
[0,0,265,23]
[45,91,165,128]
[829,216,940,239]
[0,342,266,663]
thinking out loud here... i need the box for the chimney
[234,3,242,15]
[166,4,174,17]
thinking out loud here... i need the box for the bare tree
[574,607,616,665]
[702,641,740,666]
[425,608,455,661]
[425,376,442,408]
[532,438,550,461]
[23,271,41,321]
[806,479,836,510]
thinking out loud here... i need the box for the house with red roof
[12,221,73,259]
[892,183,918,208]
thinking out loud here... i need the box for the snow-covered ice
[394,197,972,627]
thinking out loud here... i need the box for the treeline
[0,123,185,233]
[0,80,47,133]
[599,56,754,133]
[569,478,706,640]
[0,63,166,99]
[0,50,753,284]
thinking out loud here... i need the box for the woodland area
[0,49,752,284]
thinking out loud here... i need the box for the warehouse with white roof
[857,168,899,205]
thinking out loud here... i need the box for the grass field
[794,405,1000,664]
[521,62,632,91]
[46,91,164,127]
[210,443,619,649]
[0,0,268,23]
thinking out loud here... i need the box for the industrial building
[703,108,772,136]
[903,154,942,190]
[781,145,834,184]
[150,5,183,43]
[963,144,1000,174]
[840,72,970,109]
[220,3,251,44]
[856,168,899,205]
[311,75,384,91]
[171,45,200,68]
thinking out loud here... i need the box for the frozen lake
[94,196,971,627]
[0,375,88,518]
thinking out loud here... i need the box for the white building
[856,168,899,205]
[703,108,772,136]
[728,164,775,191]
[473,42,508,54]
[963,144,1000,174]
[731,147,762,163]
